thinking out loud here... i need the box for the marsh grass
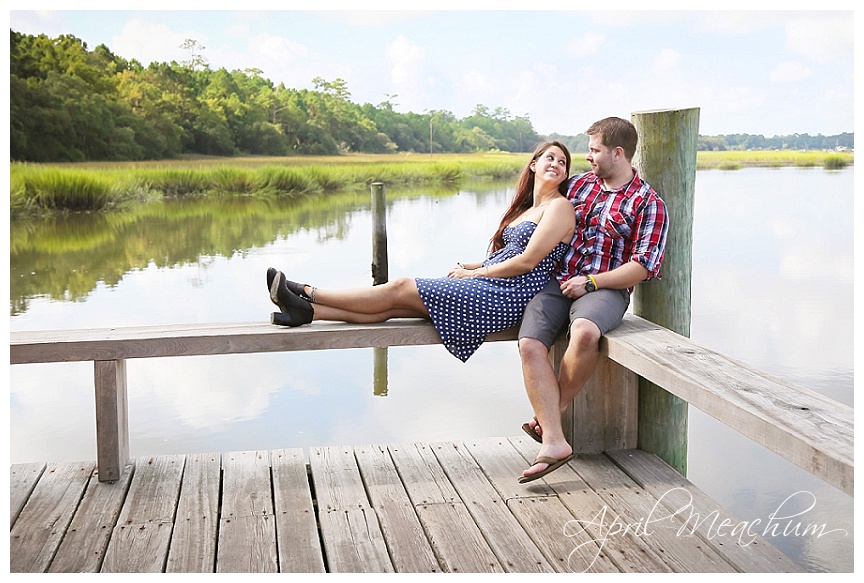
[10,150,852,215]
[11,168,114,212]
[696,149,853,170]
[823,155,850,170]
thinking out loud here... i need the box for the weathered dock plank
[428,440,554,572]
[354,444,440,572]
[416,501,505,573]
[9,319,517,364]
[509,437,673,573]
[9,443,803,574]
[10,462,46,527]
[390,442,504,573]
[509,495,622,573]
[271,448,326,573]
[10,461,95,573]
[310,445,393,572]
[217,450,278,573]
[102,455,184,572]
[606,449,802,572]
[602,316,853,495]
[466,437,625,573]
[463,436,555,500]
[165,452,221,573]
[102,522,174,572]
[570,453,736,572]
[48,463,134,573]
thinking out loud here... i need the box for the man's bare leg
[519,318,601,479]
[557,318,602,411]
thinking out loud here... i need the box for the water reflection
[9,168,854,572]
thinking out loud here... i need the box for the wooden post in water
[371,182,389,286]
[371,182,389,395]
[631,107,699,475]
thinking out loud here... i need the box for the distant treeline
[9,30,854,163]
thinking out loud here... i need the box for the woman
[267,141,575,363]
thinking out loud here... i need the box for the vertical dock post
[631,107,699,475]
[371,182,389,286]
[94,359,129,482]
[370,182,389,395]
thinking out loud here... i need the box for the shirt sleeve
[630,195,669,280]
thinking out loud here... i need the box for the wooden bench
[10,315,853,496]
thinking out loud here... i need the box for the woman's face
[531,145,569,188]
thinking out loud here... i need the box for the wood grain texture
[11,447,802,573]
[602,316,853,495]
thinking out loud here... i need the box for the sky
[5,4,857,138]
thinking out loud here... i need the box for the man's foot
[519,443,573,483]
[518,453,575,484]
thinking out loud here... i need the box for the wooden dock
[11,315,850,573]
[11,438,801,573]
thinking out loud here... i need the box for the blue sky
[6,4,856,137]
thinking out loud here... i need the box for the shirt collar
[598,167,639,194]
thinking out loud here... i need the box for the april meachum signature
[563,488,848,572]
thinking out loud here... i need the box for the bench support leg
[564,355,639,453]
[94,359,130,482]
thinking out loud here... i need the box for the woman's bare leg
[307,277,429,323]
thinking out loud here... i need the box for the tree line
[9,30,854,163]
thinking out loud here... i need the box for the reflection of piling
[371,182,389,396]
[371,182,388,286]
[632,107,699,476]
[373,347,388,396]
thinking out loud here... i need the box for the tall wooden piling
[371,182,389,286]
[371,182,389,395]
[631,107,699,475]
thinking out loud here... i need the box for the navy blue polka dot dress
[416,221,569,362]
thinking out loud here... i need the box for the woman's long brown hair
[488,140,571,253]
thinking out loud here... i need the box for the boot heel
[271,312,294,326]
[271,310,313,327]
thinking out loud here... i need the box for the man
[517,117,669,483]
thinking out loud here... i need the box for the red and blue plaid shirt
[557,169,668,290]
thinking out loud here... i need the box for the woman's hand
[448,266,475,279]
[447,263,487,279]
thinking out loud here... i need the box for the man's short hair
[587,117,638,161]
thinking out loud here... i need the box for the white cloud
[567,32,606,58]
[111,18,199,65]
[696,84,767,115]
[460,67,499,95]
[248,33,308,64]
[692,10,788,35]
[769,60,811,84]
[386,35,428,111]
[785,14,853,63]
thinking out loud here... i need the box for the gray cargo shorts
[518,279,630,349]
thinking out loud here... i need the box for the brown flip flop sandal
[518,454,575,484]
[521,417,542,443]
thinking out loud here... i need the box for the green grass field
[10,150,853,216]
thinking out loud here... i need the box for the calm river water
[8,166,854,572]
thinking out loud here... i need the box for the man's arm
[559,261,649,299]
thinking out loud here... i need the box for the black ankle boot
[269,271,314,326]
[267,267,312,302]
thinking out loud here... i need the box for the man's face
[586,134,615,180]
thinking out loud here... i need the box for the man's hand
[560,275,590,299]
